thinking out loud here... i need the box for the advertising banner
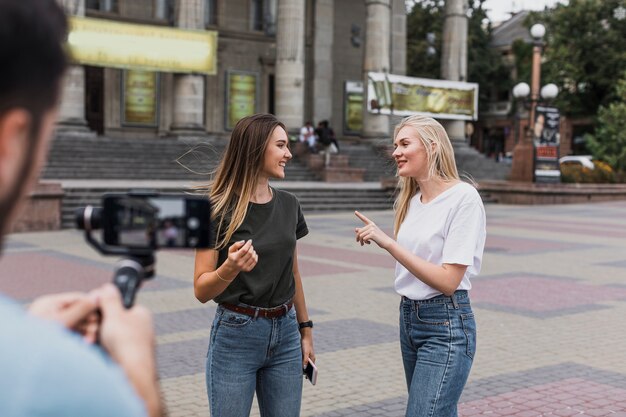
[344,81,364,134]
[67,17,217,74]
[533,106,561,183]
[123,70,158,126]
[226,72,258,130]
[533,106,560,146]
[367,72,478,121]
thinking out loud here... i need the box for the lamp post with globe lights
[510,23,560,182]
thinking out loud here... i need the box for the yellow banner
[227,72,257,129]
[67,17,217,74]
[367,73,478,121]
[124,70,158,125]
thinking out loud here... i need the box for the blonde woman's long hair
[393,115,460,236]
[210,113,285,250]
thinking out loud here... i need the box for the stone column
[57,0,90,133]
[362,0,391,139]
[440,0,468,141]
[275,0,306,131]
[390,0,406,76]
[312,0,334,125]
[171,0,206,134]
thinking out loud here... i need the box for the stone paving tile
[298,243,394,269]
[597,259,626,269]
[484,235,599,256]
[470,273,626,318]
[5,201,626,416]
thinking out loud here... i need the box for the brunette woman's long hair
[393,116,461,236]
[209,113,285,249]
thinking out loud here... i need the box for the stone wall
[10,183,63,233]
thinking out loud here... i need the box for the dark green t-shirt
[213,188,308,308]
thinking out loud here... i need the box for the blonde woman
[354,116,485,417]
[194,114,314,417]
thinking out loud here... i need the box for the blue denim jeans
[206,305,303,417]
[399,291,476,417]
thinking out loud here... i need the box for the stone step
[59,185,395,228]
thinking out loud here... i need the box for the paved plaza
[2,200,626,416]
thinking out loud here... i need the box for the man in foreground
[0,0,162,415]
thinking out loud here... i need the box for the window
[205,0,217,26]
[155,0,175,24]
[86,0,118,13]
[251,0,276,35]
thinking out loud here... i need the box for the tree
[405,0,443,79]
[405,0,512,112]
[585,73,626,176]
[531,0,626,117]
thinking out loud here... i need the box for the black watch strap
[298,320,313,330]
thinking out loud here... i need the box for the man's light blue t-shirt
[0,295,147,417]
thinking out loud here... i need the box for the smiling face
[392,125,431,180]
[261,126,292,179]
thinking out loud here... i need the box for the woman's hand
[225,239,258,272]
[300,329,315,368]
[354,211,394,249]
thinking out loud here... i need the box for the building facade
[57,0,407,139]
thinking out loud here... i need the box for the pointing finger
[354,210,373,225]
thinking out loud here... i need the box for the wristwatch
[298,320,313,330]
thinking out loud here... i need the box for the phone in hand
[303,358,318,385]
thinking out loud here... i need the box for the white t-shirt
[394,181,486,300]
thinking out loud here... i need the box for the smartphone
[304,359,318,385]
[102,194,211,249]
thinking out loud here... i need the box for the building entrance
[85,66,104,135]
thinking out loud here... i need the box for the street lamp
[509,23,557,182]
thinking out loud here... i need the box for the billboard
[533,106,561,183]
[226,71,258,130]
[122,70,158,126]
[344,81,364,134]
[67,17,217,74]
[367,72,478,121]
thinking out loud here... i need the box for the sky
[481,0,569,23]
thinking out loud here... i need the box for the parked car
[559,155,594,170]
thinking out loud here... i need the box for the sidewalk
[2,201,626,416]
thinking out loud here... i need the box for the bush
[560,160,615,183]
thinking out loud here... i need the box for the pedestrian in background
[354,115,486,417]
[315,120,338,167]
[299,120,316,153]
[194,113,315,417]
[0,1,161,416]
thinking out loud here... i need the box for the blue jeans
[399,291,476,417]
[206,305,303,417]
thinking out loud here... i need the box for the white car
[559,155,594,170]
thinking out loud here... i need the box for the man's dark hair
[0,0,68,131]
[0,0,68,240]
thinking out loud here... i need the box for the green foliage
[584,74,626,175]
[467,1,513,111]
[406,0,512,112]
[532,0,626,116]
[405,0,443,79]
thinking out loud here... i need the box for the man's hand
[28,292,99,344]
[96,283,162,417]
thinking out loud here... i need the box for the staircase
[44,134,501,229]
[451,139,511,181]
[59,184,395,228]
[43,134,316,182]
